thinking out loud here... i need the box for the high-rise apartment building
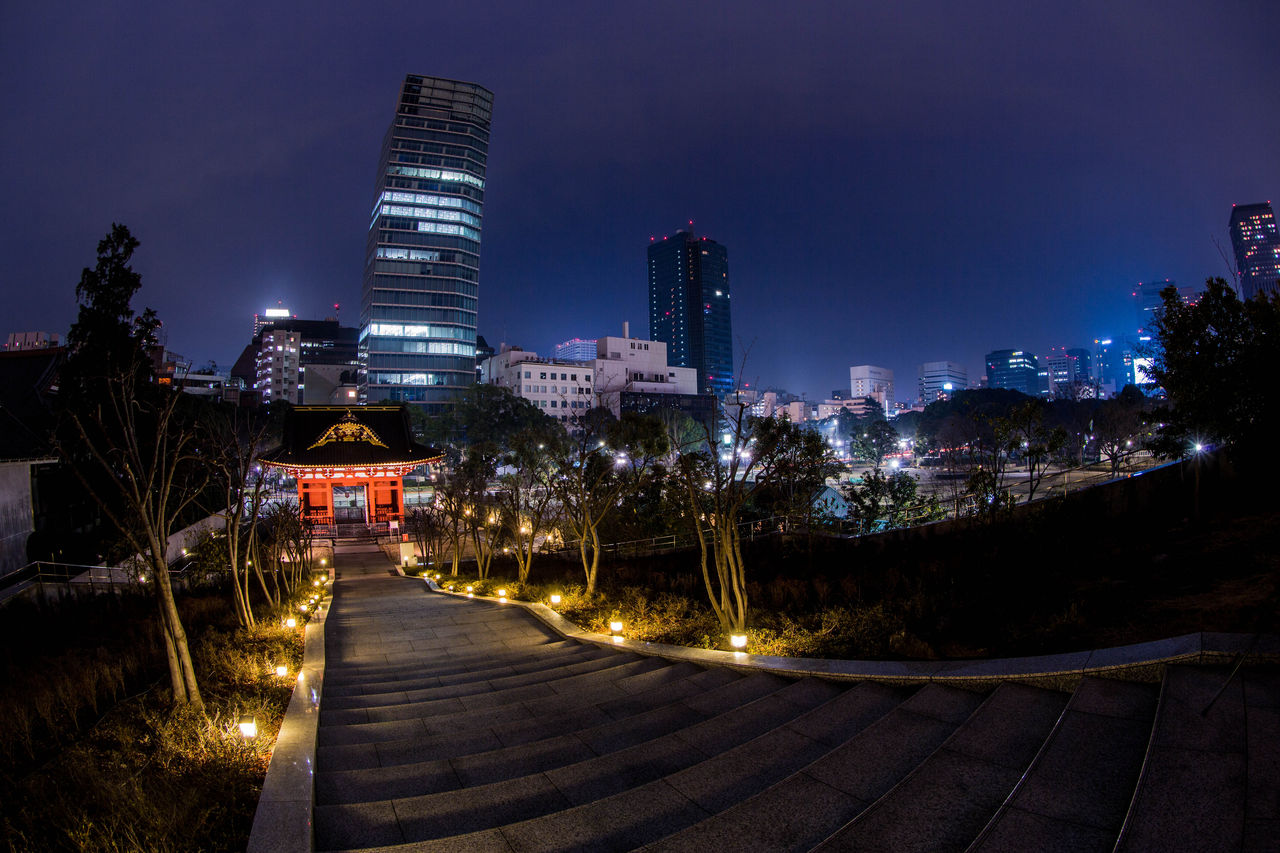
[849,365,894,416]
[360,75,492,410]
[1229,202,1280,301]
[917,361,967,405]
[647,228,733,396]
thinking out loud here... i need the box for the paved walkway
[311,543,1280,852]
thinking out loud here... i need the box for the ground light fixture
[609,620,624,634]
[285,617,297,628]
[321,558,327,566]
[237,715,258,738]
[275,665,288,677]
[730,634,748,649]
[549,594,562,605]
[298,604,308,612]
[466,585,473,592]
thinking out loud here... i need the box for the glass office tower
[1229,202,1280,301]
[647,228,733,396]
[360,75,493,410]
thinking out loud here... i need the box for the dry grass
[0,589,313,853]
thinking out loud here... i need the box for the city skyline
[3,2,1279,400]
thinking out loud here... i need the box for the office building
[985,350,1046,397]
[1229,202,1280,301]
[554,338,598,362]
[647,227,733,396]
[849,365,894,416]
[917,361,967,405]
[360,74,493,409]
[1133,279,1201,333]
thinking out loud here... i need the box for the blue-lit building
[1229,202,1280,301]
[647,228,733,396]
[553,338,598,362]
[985,349,1046,397]
[359,75,492,410]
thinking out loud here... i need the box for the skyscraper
[1229,202,1280,301]
[647,227,733,396]
[359,75,493,410]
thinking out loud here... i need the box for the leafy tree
[849,419,899,469]
[496,425,566,584]
[552,409,668,594]
[56,225,205,709]
[430,383,554,450]
[671,409,835,634]
[1145,277,1280,456]
[456,443,501,578]
[1094,394,1146,476]
[844,468,937,533]
[1004,400,1067,502]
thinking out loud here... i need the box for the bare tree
[204,408,270,627]
[61,367,209,708]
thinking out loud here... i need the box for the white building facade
[481,330,698,426]
[849,364,895,417]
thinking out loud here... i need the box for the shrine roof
[260,405,443,470]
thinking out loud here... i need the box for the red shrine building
[261,406,442,527]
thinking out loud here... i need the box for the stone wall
[0,461,36,578]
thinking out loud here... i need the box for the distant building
[253,305,292,338]
[984,350,1045,397]
[359,74,492,409]
[817,397,880,420]
[849,365,894,416]
[1093,338,1135,394]
[482,328,697,427]
[917,361,967,405]
[1066,347,1093,381]
[233,315,358,406]
[1133,279,1201,333]
[4,332,60,351]
[553,338,598,362]
[648,227,733,396]
[1229,202,1280,300]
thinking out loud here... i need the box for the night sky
[4,1,1279,401]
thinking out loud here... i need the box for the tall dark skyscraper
[647,227,733,396]
[359,75,492,409]
[1229,202,1280,301]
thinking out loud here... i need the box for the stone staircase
[311,575,1278,852]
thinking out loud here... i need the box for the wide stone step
[814,682,1069,851]
[478,681,914,853]
[315,667,743,773]
[316,658,685,746]
[970,676,1159,852]
[322,638,594,684]
[319,653,652,724]
[1116,665,1248,853]
[639,683,986,853]
[317,676,844,806]
[313,673,810,847]
[322,648,627,710]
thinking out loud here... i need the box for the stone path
[311,543,1279,852]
